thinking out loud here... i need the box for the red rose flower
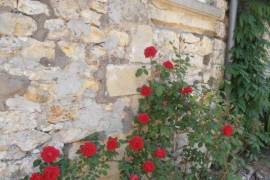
[128,136,144,151]
[30,173,43,180]
[43,166,60,180]
[40,146,60,163]
[142,160,155,173]
[144,46,157,58]
[80,141,97,158]
[137,113,150,124]
[154,147,166,158]
[180,86,193,95]
[106,137,119,151]
[140,85,152,97]
[222,124,234,137]
[130,174,140,180]
[163,60,174,69]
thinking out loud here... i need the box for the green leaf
[33,159,42,167]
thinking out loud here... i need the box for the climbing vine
[226,0,270,159]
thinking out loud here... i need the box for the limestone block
[80,9,102,26]
[24,85,50,103]
[180,36,213,56]
[47,104,76,124]
[149,0,222,35]
[21,39,55,60]
[54,128,95,143]
[83,26,105,43]
[0,12,37,36]
[6,96,41,113]
[44,19,69,40]
[58,41,85,61]
[189,55,204,69]
[86,46,106,64]
[212,39,225,65]
[154,29,179,55]
[50,0,80,19]
[0,111,37,134]
[215,22,226,39]
[18,0,50,16]
[67,19,91,38]
[107,30,130,47]
[54,62,86,97]
[0,0,16,8]
[0,72,30,105]
[180,33,200,43]
[0,36,25,59]
[0,145,26,160]
[12,130,51,151]
[106,64,150,97]
[130,25,153,63]
[108,0,148,24]
[198,36,213,56]
[215,0,228,10]
[90,1,107,14]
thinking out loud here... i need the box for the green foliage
[119,47,244,179]
[27,46,246,180]
[226,0,270,159]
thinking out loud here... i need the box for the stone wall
[0,0,227,179]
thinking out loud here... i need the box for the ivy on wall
[226,0,270,159]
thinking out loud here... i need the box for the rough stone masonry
[0,0,227,179]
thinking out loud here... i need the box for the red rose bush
[26,45,244,180]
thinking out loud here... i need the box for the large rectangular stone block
[106,65,149,97]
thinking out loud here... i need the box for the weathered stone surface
[86,46,106,64]
[129,25,153,63]
[25,85,50,103]
[0,0,16,8]
[154,29,179,55]
[50,0,80,19]
[67,19,105,43]
[67,19,91,38]
[18,0,50,16]
[0,145,26,160]
[180,33,200,43]
[80,9,101,26]
[47,104,73,124]
[0,12,37,36]
[103,99,129,135]
[0,155,36,179]
[85,26,105,43]
[6,96,41,112]
[215,22,226,38]
[150,1,217,36]
[108,0,148,24]
[212,39,226,65]
[0,72,30,110]
[0,36,25,58]
[44,18,69,40]
[180,36,213,56]
[107,30,130,47]
[13,130,50,151]
[21,39,55,60]
[54,128,94,143]
[215,0,228,10]
[58,41,85,61]
[0,111,37,134]
[90,1,107,14]
[106,65,149,97]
